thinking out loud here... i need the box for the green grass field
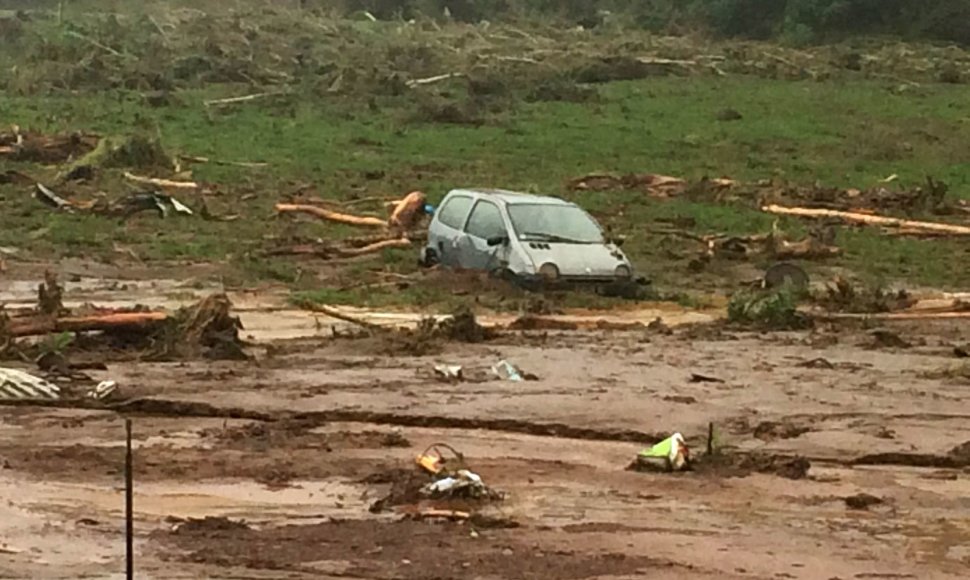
[2,9,969,305]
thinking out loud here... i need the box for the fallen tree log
[6,311,168,337]
[275,203,387,228]
[762,204,970,236]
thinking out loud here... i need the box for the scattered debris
[762,176,951,214]
[115,191,194,218]
[568,172,689,196]
[421,469,491,499]
[34,183,75,212]
[843,493,884,510]
[60,134,174,178]
[634,433,691,472]
[955,345,969,358]
[407,509,471,521]
[816,277,916,314]
[87,380,119,401]
[123,171,199,190]
[0,126,98,163]
[433,364,463,382]
[0,368,61,400]
[492,360,538,382]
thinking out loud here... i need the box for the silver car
[422,188,642,292]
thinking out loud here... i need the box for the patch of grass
[2,19,969,304]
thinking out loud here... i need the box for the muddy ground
[1,269,969,579]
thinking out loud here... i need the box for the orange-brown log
[275,203,387,227]
[6,312,169,337]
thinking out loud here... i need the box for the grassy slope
[2,75,969,302]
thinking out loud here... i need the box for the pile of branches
[0,273,246,361]
[270,190,429,261]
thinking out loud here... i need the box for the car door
[458,199,509,271]
[429,194,474,267]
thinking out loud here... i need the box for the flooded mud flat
[1,271,968,579]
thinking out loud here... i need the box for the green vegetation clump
[727,289,811,330]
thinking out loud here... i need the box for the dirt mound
[157,518,662,579]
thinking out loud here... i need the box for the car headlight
[615,265,632,279]
[538,263,560,280]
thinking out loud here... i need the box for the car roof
[447,188,571,206]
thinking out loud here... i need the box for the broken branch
[406,72,465,88]
[762,204,970,236]
[303,305,382,330]
[204,92,277,107]
[123,172,199,190]
[177,155,268,168]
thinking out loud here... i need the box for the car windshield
[507,203,604,244]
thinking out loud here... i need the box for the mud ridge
[290,410,666,444]
[852,453,969,469]
[0,397,665,443]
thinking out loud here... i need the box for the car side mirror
[487,235,509,247]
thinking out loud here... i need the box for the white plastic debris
[421,469,487,497]
[87,380,118,400]
[0,368,61,400]
[433,364,463,381]
[491,360,523,382]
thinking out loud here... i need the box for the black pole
[125,418,134,580]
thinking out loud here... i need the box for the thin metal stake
[125,418,134,580]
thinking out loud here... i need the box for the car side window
[465,201,506,240]
[436,195,473,230]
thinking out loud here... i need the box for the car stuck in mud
[422,188,643,295]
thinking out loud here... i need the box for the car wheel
[420,249,439,268]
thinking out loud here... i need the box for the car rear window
[436,195,473,229]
